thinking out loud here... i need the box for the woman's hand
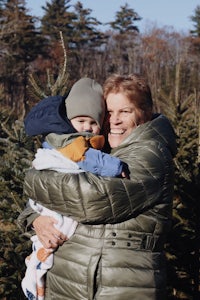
[33,215,67,249]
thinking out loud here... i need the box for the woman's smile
[110,129,125,135]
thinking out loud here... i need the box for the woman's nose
[110,113,120,124]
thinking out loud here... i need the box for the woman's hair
[103,74,153,121]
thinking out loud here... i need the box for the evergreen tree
[72,1,106,49]
[190,5,200,53]
[169,95,199,300]
[0,107,35,299]
[157,64,200,299]
[0,0,46,115]
[41,0,76,43]
[70,1,107,78]
[106,3,141,74]
[28,31,71,102]
[109,3,141,34]
[190,5,200,37]
[39,0,77,80]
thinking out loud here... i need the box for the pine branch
[50,31,70,96]
[28,31,70,100]
[174,158,192,182]
[28,73,47,100]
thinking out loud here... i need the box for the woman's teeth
[110,130,125,135]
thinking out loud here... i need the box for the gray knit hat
[65,78,105,128]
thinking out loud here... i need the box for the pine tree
[70,1,107,78]
[190,5,200,53]
[0,107,36,299]
[72,1,106,49]
[106,3,141,74]
[109,3,141,34]
[41,0,76,43]
[190,5,200,37]
[157,62,200,299]
[28,31,70,102]
[0,0,46,116]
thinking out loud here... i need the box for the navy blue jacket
[24,96,76,136]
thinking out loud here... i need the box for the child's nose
[84,124,92,132]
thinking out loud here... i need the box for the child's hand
[58,136,88,162]
[121,163,130,179]
[88,135,105,149]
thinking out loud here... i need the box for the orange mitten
[57,136,89,162]
[88,135,105,150]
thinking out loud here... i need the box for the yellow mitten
[88,135,105,150]
[57,136,89,162]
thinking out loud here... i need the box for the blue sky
[27,0,200,33]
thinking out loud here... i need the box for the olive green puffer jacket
[22,114,177,300]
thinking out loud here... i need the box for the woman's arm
[23,144,172,224]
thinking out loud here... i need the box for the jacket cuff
[17,206,40,238]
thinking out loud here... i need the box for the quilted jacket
[22,114,177,300]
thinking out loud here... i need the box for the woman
[20,74,177,300]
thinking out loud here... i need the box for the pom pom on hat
[65,78,105,128]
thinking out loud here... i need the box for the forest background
[0,0,199,299]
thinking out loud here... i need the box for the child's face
[71,116,100,134]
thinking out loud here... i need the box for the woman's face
[106,92,144,148]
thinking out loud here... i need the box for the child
[24,78,125,177]
[21,78,129,300]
